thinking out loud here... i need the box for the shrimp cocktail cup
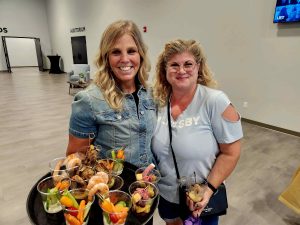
[99,190,132,225]
[49,156,81,178]
[129,181,158,216]
[61,188,94,225]
[37,175,70,213]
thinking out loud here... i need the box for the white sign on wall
[70,27,85,33]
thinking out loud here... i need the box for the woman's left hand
[186,187,214,217]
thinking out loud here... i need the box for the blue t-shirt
[69,83,157,167]
[151,84,243,203]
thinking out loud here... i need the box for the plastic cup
[105,148,126,173]
[128,181,158,216]
[179,176,207,204]
[49,156,80,178]
[105,148,126,162]
[94,159,124,176]
[49,157,68,176]
[37,175,70,213]
[187,183,206,203]
[107,174,124,191]
[70,166,95,189]
[99,190,132,225]
[135,167,161,184]
[63,188,94,225]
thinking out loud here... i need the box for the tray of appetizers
[26,161,159,225]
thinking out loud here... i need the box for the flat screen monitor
[273,0,300,23]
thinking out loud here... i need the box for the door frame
[71,36,88,64]
[1,36,44,73]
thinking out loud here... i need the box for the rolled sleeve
[69,91,97,139]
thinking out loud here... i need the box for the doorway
[71,36,88,64]
[1,36,44,73]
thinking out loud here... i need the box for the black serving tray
[26,162,159,225]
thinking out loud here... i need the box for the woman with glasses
[151,39,243,225]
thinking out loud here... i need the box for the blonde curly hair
[153,39,217,107]
[93,20,150,111]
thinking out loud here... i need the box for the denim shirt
[69,83,157,167]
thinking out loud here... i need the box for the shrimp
[52,159,69,183]
[88,183,109,201]
[53,159,64,177]
[66,158,82,170]
[87,172,109,190]
[95,171,109,183]
[63,152,85,165]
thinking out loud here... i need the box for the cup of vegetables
[99,190,132,225]
[105,147,126,162]
[37,175,70,213]
[61,188,94,225]
[105,147,126,174]
[94,158,124,176]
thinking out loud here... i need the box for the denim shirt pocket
[95,109,131,150]
[102,110,131,121]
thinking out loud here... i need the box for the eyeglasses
[167,61,198,73]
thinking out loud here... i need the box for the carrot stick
[59,180,70,191]
[77,199,86,223]
[65,213,81,225]
[117,149,124,159]
[55,181,61,190]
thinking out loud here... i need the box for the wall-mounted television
[273,0,300,23]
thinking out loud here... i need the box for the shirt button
[140,111,144,115]
[117,115,122,119]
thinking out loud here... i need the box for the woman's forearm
[66,134,91,156]
[207,140,241,188]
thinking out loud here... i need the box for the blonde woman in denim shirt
[66,20,156,168]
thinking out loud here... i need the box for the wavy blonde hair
[153,39,217,107]
[94,20,150,111]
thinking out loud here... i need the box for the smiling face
[166,51,199,92]
[108,34,140,91]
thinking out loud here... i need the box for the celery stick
[63,190,79,208]
[111,150,116,159]
[83,201,92,220]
